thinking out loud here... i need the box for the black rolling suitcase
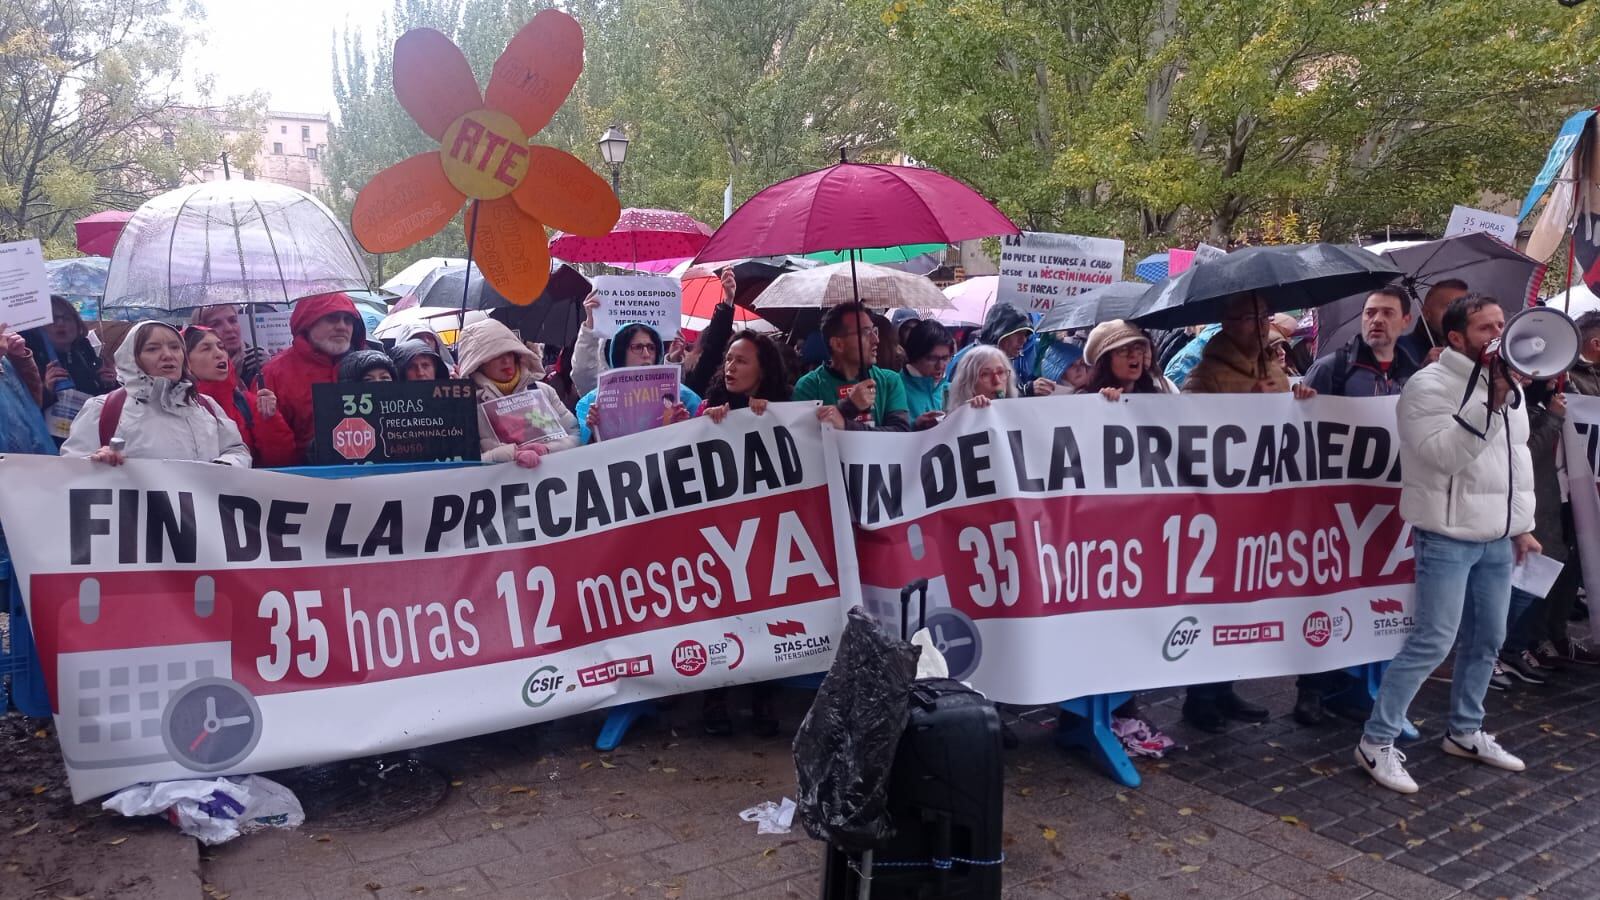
[819,582,1005,899]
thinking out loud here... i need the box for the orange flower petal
[351,153,465,254]
[485,9,583,137]
[394,28,484,141]
[513,147,621,237]
[473,198,551,304]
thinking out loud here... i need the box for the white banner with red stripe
[0,403,858,801]
[833,394,1419,705]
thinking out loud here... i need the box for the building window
[272,142,283,155]
[306,146,318,162]
[280,125,287,134]
[301,125,311,141]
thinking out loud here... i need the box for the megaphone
[1486,306,1580,380]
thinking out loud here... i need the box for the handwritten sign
[592,275,681,340]
[998,232,1125,312]
[0,239,51,331]
[311,379,481,465]
[1445,205,1518,245]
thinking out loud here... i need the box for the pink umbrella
[549,208,712,264]
[75,210,132,256]
[935,276,998,326]
[691,158,1018,264]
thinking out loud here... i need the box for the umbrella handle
[461,201,481,324]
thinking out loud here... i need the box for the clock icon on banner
[923,607,983,681]
[161,678,264,773]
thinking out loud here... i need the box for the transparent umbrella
[103,181,371,312]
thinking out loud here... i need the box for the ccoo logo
[1163,616,1202,662]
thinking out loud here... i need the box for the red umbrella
[682,274,765,323]
[550,208,713,264]
[75,210,132,256]
[692,159,1019,264]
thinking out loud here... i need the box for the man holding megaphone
[1355,294,1577,795]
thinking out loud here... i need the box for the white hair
[946,345,1016,410]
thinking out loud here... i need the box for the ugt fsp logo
[1164,616,1202,662]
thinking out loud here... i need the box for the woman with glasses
[183,325,298,467]
[899,319,954,429]
[574,323,703,444]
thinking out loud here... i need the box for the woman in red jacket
[184,326,298,467]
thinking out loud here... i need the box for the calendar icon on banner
[48,574,263,774]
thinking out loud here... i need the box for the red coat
[259,292,367,464]
[193,374,299,468]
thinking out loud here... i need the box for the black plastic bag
[792,606,919,852]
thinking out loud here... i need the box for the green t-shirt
[793,364,910,426]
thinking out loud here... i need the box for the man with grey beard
[260,291,370,464]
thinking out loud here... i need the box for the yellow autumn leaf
[1180,864,1201,873]
[1178,807,1194,816]
[1041,826,1058,841]
[11,823,38,837]
[1278,815,1301,826]
[600,760,617,769]
[107,837,128,846]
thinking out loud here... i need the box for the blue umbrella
[1133,252,1170,283]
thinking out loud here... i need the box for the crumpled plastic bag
[738,797,797,835]
[910,628,949,679]
[793,606,919,853]
[103,775,305,845]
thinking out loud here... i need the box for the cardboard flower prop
[351,10,620,303]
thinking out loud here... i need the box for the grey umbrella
[1036,282,1150,333]
[1130,243,1402,330]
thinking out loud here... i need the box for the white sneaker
[1441,730,1525,772]
[1354,738,1418,794]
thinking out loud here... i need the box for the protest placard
[482,390,570,446]
[593,275,681,339]
[997,232,1125,312]
[595,364,682,441]
[0,239,52,331]
[251,310,294,355]
[1444,205,1518,244]
[311,379,481,464]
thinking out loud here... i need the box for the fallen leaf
[1182,833,1211,846]
[1308,763,1338,777]
[1261,756,1276,763]
[1456,788,1473,797]
[408,888,426,895]
[1396,819,1408,833]
[1539,852,1554,862]
[1553,763,1576,772]
[315,836,332,843]
[10,823,37,837]
[33,728,49,738]
[31,785,46,796]
[1115,792,1129,804]
[600,760,617,769]
[1178,807,1194,816]
[1405,839,1424,848]
[1017,787,1033,798]
[507,785,530,794]
[1368,852,1383,861]
[1278,816,1301,827]
[1271,786,1284,793]
[1180,864,1201,873]
[1469,823,1484,833]
[620,812,641,820]
[760,847,776,859]
[1041,826,1058,841]
[364,883,382,891]
[107,837,127,846]
[449,780,463,787]
[490,822,504,831]
[580,762,594,770]
[661,768,678,774]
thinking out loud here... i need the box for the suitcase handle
[898,579,928,641]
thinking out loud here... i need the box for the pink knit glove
[513,442,549,468]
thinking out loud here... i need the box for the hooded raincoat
[259,292,367,463]
[454,319,580,462]
[61,321,250,466]
[572,323,702,444]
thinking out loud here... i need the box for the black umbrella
[1130,244,1402,330]
[1036,282,1150,334]
[407,264,487,309]
[487,264,593,347]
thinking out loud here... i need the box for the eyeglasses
[628,341,658,354]
[924,353,952,365]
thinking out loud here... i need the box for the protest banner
[482,390,570,446]
[997,232,1125,312]
[1444,205,1518,245]
[251,310,294,356]
[595,365,682,441]
[1560,395,1600,640]
[592,275,682,340]
[830,394,1416,704]
[311,380,481,464]
[0,239,51,332]
[0,403,855,800]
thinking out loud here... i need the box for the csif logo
[1163,616,1202,662]
[521,665,567,708]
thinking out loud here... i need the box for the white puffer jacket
[61,321,251,467]
[1396,348,1534,542]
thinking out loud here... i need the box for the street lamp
[598,125,629,196]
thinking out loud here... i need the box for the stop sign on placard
[331,417,377,461]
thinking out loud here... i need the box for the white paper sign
[1445,205,1517,245]
[251,310,294,356]
[0,239,52,331]
[592,275,681,340]
[1512,552,1564,599]
[998,232,1125,312]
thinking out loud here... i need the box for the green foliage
[0,0,264,252]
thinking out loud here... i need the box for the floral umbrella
[350,10,620,306]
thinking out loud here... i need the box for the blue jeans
[1505,588,1543,654]
[1363,529,1513,744]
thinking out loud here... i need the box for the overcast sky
[187,0,393,115]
